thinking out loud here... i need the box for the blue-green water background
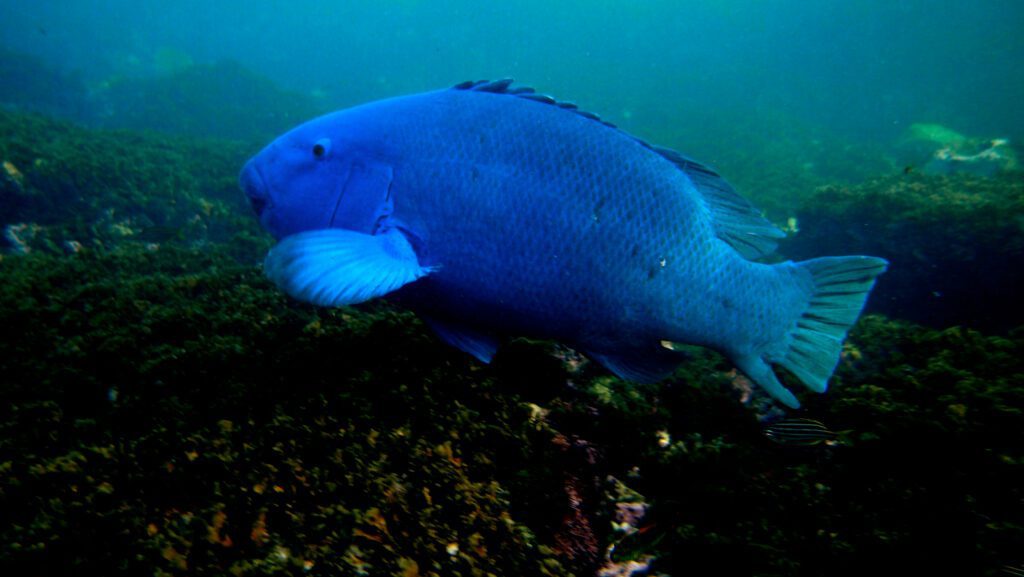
[2,0,1022,165]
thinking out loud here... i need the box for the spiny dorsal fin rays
[452,79,785,260]
[452,78,618,129]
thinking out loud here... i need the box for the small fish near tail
[763,418,837,446]
[736,255,888,409]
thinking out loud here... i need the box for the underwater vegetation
[0,246,581,576]
[594,315,1024,576]
[0,50,326,144]
[0,109,267,261]
[783,171,1024,332]
[0,245,1021,576]
[897,123,1019,177]
[94,61,329,143]
[0,110,1021,576]
[0,49,90,122]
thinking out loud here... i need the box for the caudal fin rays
[740,255,888,408]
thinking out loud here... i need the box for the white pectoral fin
[264,228,435,307]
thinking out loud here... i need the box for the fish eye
[312,138,331,159]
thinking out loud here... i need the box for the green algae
[96,61,328,143]
[0,245,576,576]
[0,110,268,260]
[542,316,1024,576]
[782,171,1024,331]
[0,108,1022,576]
[0,49,89,121]
[2,245,1021,575]
[904,123,970,150]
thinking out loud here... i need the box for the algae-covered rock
[903,123,971,150]
[898,123,1019,176]
[0,49,91,122]
[95,61,327,143]
[0,76,1021,577]
[0,245,578,576]
[553,316,1023,576]
[0,245,1021,576]
[0,109,268,260]
[781,172,1024,331]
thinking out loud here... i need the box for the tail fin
[738,256,888,408]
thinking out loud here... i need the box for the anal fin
[423,317,501,363]
[587,344,685,383]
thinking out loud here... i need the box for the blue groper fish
[240,79,887,408]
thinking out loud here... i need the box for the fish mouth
[240,160,273,218]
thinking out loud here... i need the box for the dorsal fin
[452,79,785,259]
[646,146,785,259]
[452,78,618,129]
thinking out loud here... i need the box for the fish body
[241,80,887,408]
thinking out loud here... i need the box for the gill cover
[331,161,394,234]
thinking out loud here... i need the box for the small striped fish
[764,418,838,446]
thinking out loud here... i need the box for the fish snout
[240,160,270,217]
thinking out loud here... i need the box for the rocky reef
[0,109,268,261]
[1,245,1021,576]
[0,246,581,576]
[0,49,91,121]
[94,61,328,143]
[0,109,1022,576]
[782,171,1024,332]
[1,50,326,144]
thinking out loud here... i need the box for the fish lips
[240,159,273,219]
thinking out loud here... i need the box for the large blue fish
[240,79,887,408]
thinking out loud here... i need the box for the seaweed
[0,246,577,576]
[0,49,90,122]
[548,317,1024,576]
[0,109,268,261]
[2,244,1019,575]
[0,101,1021,577]
[95,61,328,143]
[782,171,1024,332]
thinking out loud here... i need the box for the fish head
[241,115,355,240]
